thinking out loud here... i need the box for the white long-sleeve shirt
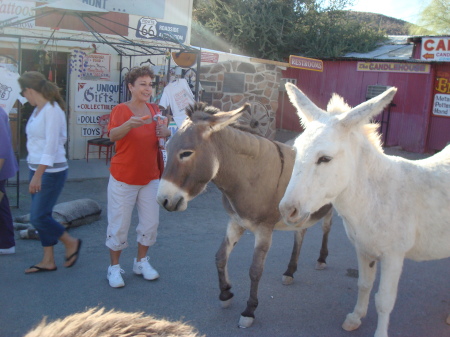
[25,101,68,172]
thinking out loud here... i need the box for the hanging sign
[201,52,219,64]
[289,55,323,72]
[421,37,450,61]
[136,18,187,43]
[75,81,119,112]
[82,53,111,80]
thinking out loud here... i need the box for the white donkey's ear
[340,87,397,127]
[207,104,247,133]
[285,83,326,127]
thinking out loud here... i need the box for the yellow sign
[357,62,430,74]
[289,55,323,72]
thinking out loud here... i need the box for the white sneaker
[133,256,159,280]
[107,264,125,288]
[0,246,15,255]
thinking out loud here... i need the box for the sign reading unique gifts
[75,81,119,112]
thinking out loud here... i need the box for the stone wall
[199,61,283,140]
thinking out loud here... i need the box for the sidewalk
[17,158,111,183]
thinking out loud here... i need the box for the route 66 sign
[136,17,187,43]
[137,17,157,38]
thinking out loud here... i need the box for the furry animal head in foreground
[24,307,204,337]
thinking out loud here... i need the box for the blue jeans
[29,169,68,247]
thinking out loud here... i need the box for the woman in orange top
[106,66,170,288]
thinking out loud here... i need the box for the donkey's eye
[317,156,332,164]
[179,151,193,160]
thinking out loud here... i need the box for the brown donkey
[157,102,333,328]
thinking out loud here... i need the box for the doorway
[19,49,69,158]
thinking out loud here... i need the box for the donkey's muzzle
[279,201,310,227]
[158,195,186,212]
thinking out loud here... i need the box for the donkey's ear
[340,87,397,127]
[285,83,326,127]
[207,104,248,133]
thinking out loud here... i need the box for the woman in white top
[18,71,81,274]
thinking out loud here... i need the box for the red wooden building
[277,36,450,153]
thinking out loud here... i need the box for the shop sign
[81,126,102,137]
[432,94,450,117]
[81,53,111,80]
[201,52,219,63]
[76,114,102,125]
[289,55,323,72]
[433,73,450,117]
[136,18,187,43]
[357,62,430,74]
[81,0,165,19]
[421,37,450,61]
[75,80,119,112]
[0,1,36,28]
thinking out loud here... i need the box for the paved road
[1,166,449,336]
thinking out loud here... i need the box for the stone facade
[199,61,283,140]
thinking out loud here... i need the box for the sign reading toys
[75,81,119,112]
[136,17,187,43]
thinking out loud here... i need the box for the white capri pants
[106,175,160,251]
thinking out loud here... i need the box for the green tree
[192,0,387,60]
[409,0,450,35]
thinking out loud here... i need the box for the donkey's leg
[215,219,245,309]
[373,254,404,337]
[342,250,377,332]
[282,228,307,285]
[316,208,333,270]
[239,228,273,328]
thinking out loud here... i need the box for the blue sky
[348,0,432,24]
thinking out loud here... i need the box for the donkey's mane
[186,102,220,118]
[327,94,383,152]
[186,102,267,137]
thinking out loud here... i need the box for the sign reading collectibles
[75,81,119,113]
[289,55,323,72]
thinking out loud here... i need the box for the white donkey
[279,83,450,337]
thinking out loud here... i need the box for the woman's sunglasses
[20,88,27,97]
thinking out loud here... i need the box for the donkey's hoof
[238,315,254,328]
[282,275,294,285]
[342,313,361,331]
[220,298,232,308]
[315,262,327,270]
